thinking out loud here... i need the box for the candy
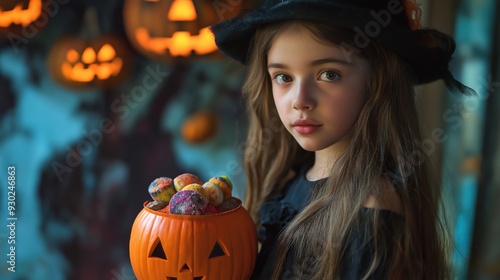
[216,197,240,213]
[148,177,176,203]
[146,200,169,211]
[146,173,237,216]
[158,205,170,214]
[219,175,233,190]
[202,181,224,207]
[208,176,233,200]
[182,183,209,204]
[169,190,208,215]
[202,205,218,215]
[173,173,203,192]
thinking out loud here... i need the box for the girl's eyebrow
[310,58,351,66]
[268,58,352,70]
[267,62,288,70]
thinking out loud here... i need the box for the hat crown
[261,0,412,29]
[263,0,400,10]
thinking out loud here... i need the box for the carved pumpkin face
[0,0,43,36]
[129,200,257,280]
[123,0,242,62]
[48,36,130,88]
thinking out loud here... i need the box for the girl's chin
[293,137,344,153]
[295,141,326,152]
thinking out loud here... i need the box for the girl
[211,0,474,279]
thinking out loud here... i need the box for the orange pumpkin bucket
[129,198,258,280]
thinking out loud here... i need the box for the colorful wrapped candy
[173,173,203,192]
[202,181,224,207]
[182,183,209,204]
[216,197,240,213]
[209,176,233,200]
[169,190,208,215]
[144,174,236,215]
[148,177,176,203]
[146,200,168,211]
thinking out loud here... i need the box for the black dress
[250,162,404,280]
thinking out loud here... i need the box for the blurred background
[0,0,498,279]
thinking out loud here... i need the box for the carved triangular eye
[149,239,167,260]
[209,241,226,259]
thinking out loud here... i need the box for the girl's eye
[319,71,341,82]
[273,73,293,85]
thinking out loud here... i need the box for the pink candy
[169,190,208,215]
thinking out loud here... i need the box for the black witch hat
[211,0,475,95]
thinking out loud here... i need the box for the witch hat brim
[211,0,475,94]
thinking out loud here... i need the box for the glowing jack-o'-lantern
[129,199,258,280]
[123,0,243,62]
[0,0,43,36]
[48,36,130,88]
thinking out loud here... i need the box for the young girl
[211,0,474,279]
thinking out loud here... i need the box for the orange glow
[61,45,123,83]
[170,31,192,56]
[0,0,42,27]
[167,0,197,21]
[81,47,96,64]
[194,27,218,55]
[97,44,117,61]
[182,111,218,143]
[66,49,80,63]
[96,58,123,80]
[135,26,217,57]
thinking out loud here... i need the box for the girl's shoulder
[363,176,404,216]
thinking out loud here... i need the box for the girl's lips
[293,125,321,134]
[292,119,320,126]
[292,119,322,134]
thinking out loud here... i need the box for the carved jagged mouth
[167,277,204,280]
[134,27,217,57]
[61,59,123,82]
[0,0,42,27]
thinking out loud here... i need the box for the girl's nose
[292,80,317,111]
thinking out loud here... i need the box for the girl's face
[267,26,369,152]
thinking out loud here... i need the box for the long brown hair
[242,20,451,279]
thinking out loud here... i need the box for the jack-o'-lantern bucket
[129,198,257,280]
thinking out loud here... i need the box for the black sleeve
[340,210,401,279]
[340,229,389,279]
